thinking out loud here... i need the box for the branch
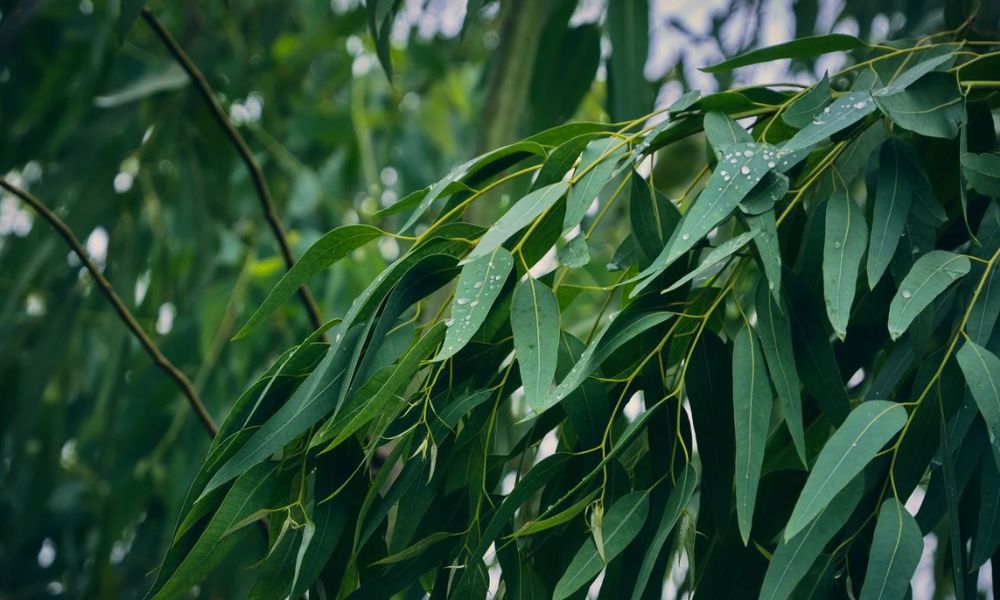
[140,7,325,334]
[0,179,219,437]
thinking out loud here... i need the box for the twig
[140,7,324,334]
[0,178,219,437]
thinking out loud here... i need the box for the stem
[140,8,324,334]
[0,179,218,437]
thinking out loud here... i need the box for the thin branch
[0,178,219,437]
[140,7,325,334]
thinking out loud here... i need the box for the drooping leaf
[605,0,651,122]
[971,454,1000,568]
[759,476,863,600]
[630,178,681,267]
[740,171,789,215]
[464,182,570,262]
[435,248,514,360]
[868,139,914,288]
[823,188,868,340]
[956,340,1000,462]
[702,34,865,73]
[511,277,560,411]
[553,490,650,600]
[312,323,445,451]
[785,401,907,540]
[754,281,806,464]
[732,324,774,544]
[875,52,957,97]
[887,251,970,340]
[202,324,366,495]
[859,498,923,600]
[632,142,776,294]
[540,310,673,413]
[875,72,963,139]
[564,138,627,231]
[530,18,601,130]
[532,135,593,191]
[663,231,756,293]
[234,225,383,339]
[782,91,876,154]
[629,465,698,600]
[961,153,1000,196]
[747,208,783,301]
[782,74,832,128]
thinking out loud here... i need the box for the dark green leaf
[859,498,923,600]
[565,138,627,231]
[511,277,560,411]
[465,182,569,261]
[956,340,1000,463]
[785,401,907,540]
[605,0,651,121]
[733,324,773,544]
[887,251,970,340]
[868,139,914,288]
[437,248,514,360]
[961,153,1000,196]
[876,72,963,139]
[823,188,868,340]
[783,91,876,153]
[702,34,865,73]
[782,74,832,128]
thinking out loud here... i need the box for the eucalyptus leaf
[859,498,923,600]
[511,277,560,411]
[823,189,868,340]
[702,34,865,73]
[867,139,914,288]
[733,324,774,544]
[887,251,970,340]
[956,340,1000,463]
[436,248,514,360]
[464,182,570,262]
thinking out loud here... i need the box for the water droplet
[470,300,479,307]
[722,174,731,181]
[768,161,776,168]
[823,107,831,114]
[901,290,912,299]
[743,150,753,158]
[681,233,691,241]
[834,240,841,249]
[720,170,728,177]
[474,282,483,289]
[456,298,469,305]
[853,101,867,110]
[446,319,454,326]
[768,281,775,290]
[740,166,750,175]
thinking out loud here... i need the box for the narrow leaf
[564,138,627,230]
[733,324,774,544]
[663,231,756,292]
[785,401,907,540]
[782,91,876,154]
[868,139,914,288]
[464,182,570,262]
[553,491,650,600]
[630,465,698,600]
[823,189,868,340]
[702,34,865,73]
[961,153,1000,196]
[436,249,514,361]
[956,340,1000,463]
[511,277,560,411]
[887,251,970,340]
[234,225,382,339]
[782,74,832,128]
[859,498,923,600]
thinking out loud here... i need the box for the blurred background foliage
[0,0,987,597]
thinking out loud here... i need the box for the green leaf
[732,324,773,544]
[436,248,514,360]
[783,91,876,154]
[565,139,626,231]
[755,281,806,464]
[118,0,146,41]
[464,182,569,262]
[704,112,754,153]
[530,20,601,129]
[557,234,590,268]
[747,208,783,301]
[202,324,366,495]
[887,251,970,340]
[511,277,560,411]
[605,0,651,121]
[823,188,868,340]
[868,139,914,288]
[875,53,957,97]
[785,400,907,540]
[663,231,756,293]
[150,462,278,600]
[233,225,383,339]
[312,323,445,451]
[759,476,863,600]
[632,142,776,294]
[553,490,650,600]
[629,465,698,600]
[540,310,673,413]
[961,153,1000,196]
[630,177,680,266]
[956,340,1000,463]
[288,494,348,598]
[702,34,865,73]
[371,530,458,566]
[971,455,1000,568]
[875,72,963,139]
[532,135,593,191]
[782,74,832,128]
[400,141,547,232]
[859,498,923,600]
[510,490,600,538]
[740,172,788,216]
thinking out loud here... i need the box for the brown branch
[0,179,219,437]
[140,7,325,334]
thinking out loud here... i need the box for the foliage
[3,0,1000,599]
